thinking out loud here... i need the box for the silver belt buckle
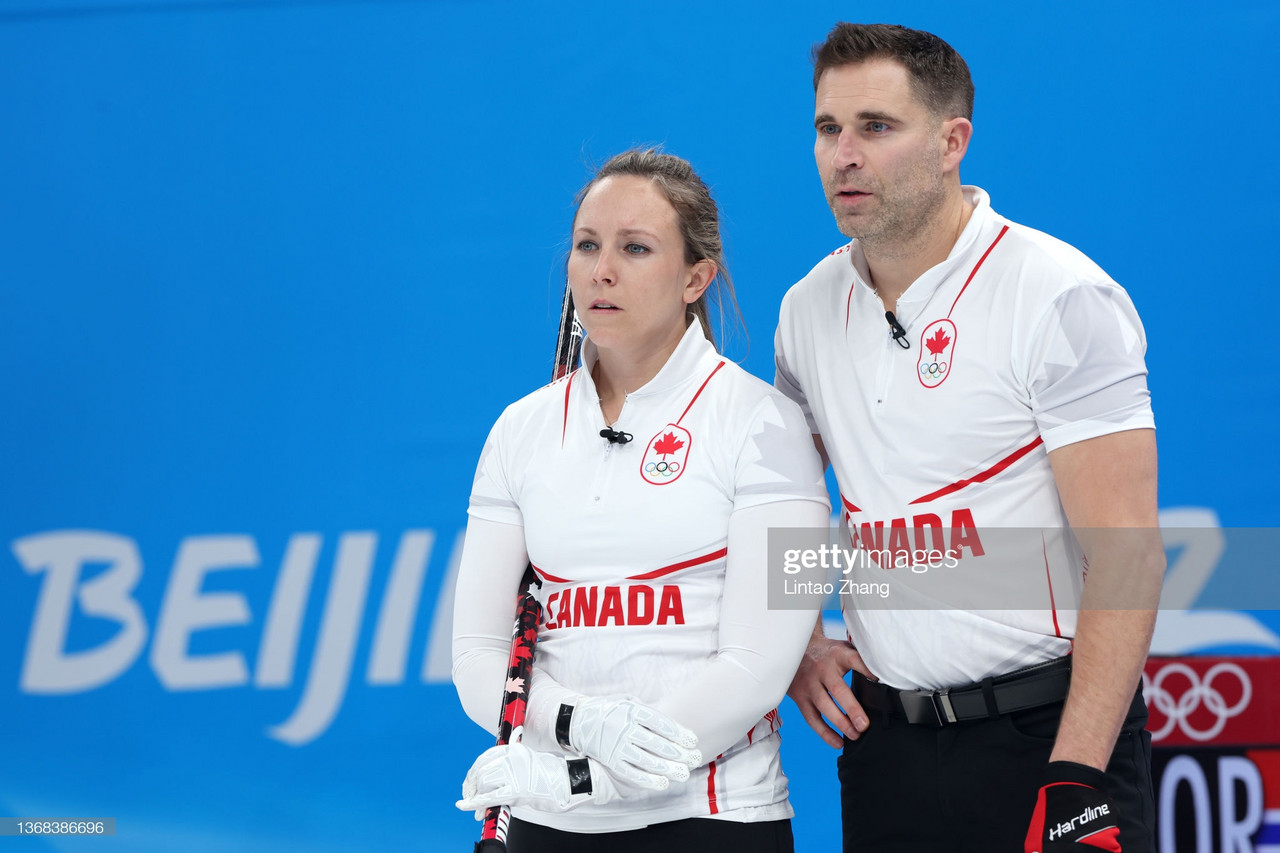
[933,688,957,724]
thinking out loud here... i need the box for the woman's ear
[683,260,716,304]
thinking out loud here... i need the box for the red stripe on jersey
[840,493,861,514]
[1043,534,1062,638]
[675,361,726,425]
[908,435,1044,505]
[745,710,781,744]
[947,225,1009,318]
[560,369,579,448]
[531,564,574,584]
[845,280,857,332]
[706,760,719,815]
[536,546,727,585]
[763,707,781,737]
[627,547,728,581]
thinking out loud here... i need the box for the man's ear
[940,116,973,173]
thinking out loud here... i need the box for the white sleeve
[656,498,828,758]
[451,516,530,734]
[525,498,828,763]
[731,395,829,511]
[1024,282,1155,451]
[468,412,524,526]
[773,310,819,435]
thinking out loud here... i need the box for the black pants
[507,815,795,853]
[838,685,1156,852]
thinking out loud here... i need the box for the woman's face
[568,175,709,364]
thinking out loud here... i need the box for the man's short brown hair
[812,22,974,121]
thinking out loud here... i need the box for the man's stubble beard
[830,164,949,261]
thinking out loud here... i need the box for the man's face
[814,58,949,247]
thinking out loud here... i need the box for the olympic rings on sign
[644,461,681,476]
[1142,661,1251,742]
[920,362,948,377]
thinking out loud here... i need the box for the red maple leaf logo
[925,327,951,358]
[653,431,684,457]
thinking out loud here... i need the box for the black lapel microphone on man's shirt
[599,428,634,445]
[885,311,911,349]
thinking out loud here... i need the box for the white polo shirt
[775,187,1155,690]
[469,321,828,831]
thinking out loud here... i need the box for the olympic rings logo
[1142,662,1252,742]
[920,362,948,378]
[644,461,681,477]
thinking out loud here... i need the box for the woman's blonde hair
[572,147,742,349]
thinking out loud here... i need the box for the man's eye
[819,124,839,135]
[868,121,889,133]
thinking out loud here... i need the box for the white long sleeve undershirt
[451,499,827,764]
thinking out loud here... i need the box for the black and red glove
[1024,761,1122,852]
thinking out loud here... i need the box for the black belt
[852,655,1072,727]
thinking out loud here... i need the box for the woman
[452,149,828,852]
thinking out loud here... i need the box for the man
[774,23,1164,852]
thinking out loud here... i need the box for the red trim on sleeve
[908,435,1044,505]
[706,760,719,815]
[947,225,1009,318]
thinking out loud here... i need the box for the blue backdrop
[2,1,1278,850]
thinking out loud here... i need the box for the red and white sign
[1144,656,1280,747]
[1146,656,1280,851]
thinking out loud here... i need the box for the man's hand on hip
[786,630,873,748]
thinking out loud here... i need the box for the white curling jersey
[470,321,828,832]
[775,187,1155,691]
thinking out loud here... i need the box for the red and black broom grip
[474,565,542,852]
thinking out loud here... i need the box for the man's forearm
[1050,535,1163,769]
[1051,607,1156,769]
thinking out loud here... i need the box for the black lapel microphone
[885,311,911,349]
[599,427,634,445]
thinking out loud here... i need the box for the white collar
[579,320,721,401]
[846,186,997,305]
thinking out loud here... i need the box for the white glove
[456,734,624,817]
[563,696,701,788]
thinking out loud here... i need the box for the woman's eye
[625,243,649,255]
[575,240,598,252]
